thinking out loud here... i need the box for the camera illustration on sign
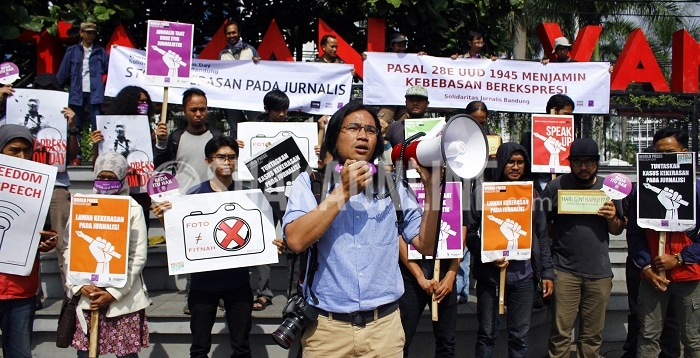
[487,215,528,251]
[182,203,265,261]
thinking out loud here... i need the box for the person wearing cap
[627,127,700,358]
[0,124,59,358]
[542,36,575,64]
[57,21,109,165]
[386,85,430,147]
[541,138,626,358]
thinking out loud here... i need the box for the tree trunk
[512,14,527,59]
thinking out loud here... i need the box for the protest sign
[363,52,610,114]
[237,122,317,181]
[637,152,696,231]
[601,173,632,200]
[5,89,69,172]
[147,172,179,202]
[531,115,574,174]
[480,182,532,263]
[407,182,463,259]
[145,21,194,87]
[0,62,20,84]
[402,117,445,178]
[67,195,131,288]
[557,190,609,214]
[0,155,56,275]
[106,46,352,115]
[245,136,309,219]
[164,189,278,275]
[96,115,155,194]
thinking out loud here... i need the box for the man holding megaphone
[283,102,441,357]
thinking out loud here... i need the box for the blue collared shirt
[283,172,423,313]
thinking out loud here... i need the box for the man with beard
[542,138,626,358]
[386,85,430,147]
[154,88,223,195]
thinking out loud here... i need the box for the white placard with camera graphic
[0,155,57,275]
[164,189,278,275]
[237,122,317,181]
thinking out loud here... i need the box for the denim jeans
[189,286,253,358]
[456,249,471,302]
[0,296,36,358]
[475,278,534,358]
[77,350,138,358]
[399,269,457,358]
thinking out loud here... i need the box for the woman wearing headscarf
[60,151,150,358]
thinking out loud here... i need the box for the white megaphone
[391,114,489,179]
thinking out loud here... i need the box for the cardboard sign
[0,155,57,276]
[487,135,502,157]
[637,152,696,232]
[145,20,194,87]
[481,182,533,262]
[403,118,445,178]
[407,182,463,259]
[67,195,131,288]
[601,173,632,200]
[96,115,155,194]
[237,122,317,181]
[5,89,69,172]
[147,172,179,202]
[164,189,278,275]
[245,136,309,219]
[531,115,574,174]
[557,190,609,214]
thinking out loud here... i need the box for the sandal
[252,296,272,311]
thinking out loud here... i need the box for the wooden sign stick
[431,259,441,321]
[88,310,99,358]
[499,267,506,314]
[160,87,169,123]
[659,232,667,280]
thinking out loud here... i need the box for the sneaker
[183,302,190,315]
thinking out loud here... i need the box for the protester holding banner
[541,138,626,358]
[60,151,150,358]
[451,31,495,60]
[465,142,554,358]
[283,102,440,357]
[0,124,59,358]
[92,85,155,229]
[154,88,223,194]
[627,128,700,357]
[0,84,13,118]
[56,22,109,165]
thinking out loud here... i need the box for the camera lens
[271,317,304,349]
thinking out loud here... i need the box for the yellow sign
[487,135,502,157]
[557,190,609,214]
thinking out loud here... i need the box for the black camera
[271,295,318,349]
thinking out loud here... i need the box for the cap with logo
[405,85,428,99]
[552,37,572,53]
[80,22,98,32]
[568,138,600,159]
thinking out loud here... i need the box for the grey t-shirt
[174,130,213,194]
[541,174,624,279]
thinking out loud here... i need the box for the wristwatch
[675,253,684,266]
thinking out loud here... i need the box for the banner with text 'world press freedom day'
[363,53,610,114]
[106,46,352,115]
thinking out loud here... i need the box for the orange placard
[68,195,131,287]
[481,182,533,262]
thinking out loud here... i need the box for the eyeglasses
[211,155,238,162]
[340,123,378,135]
[570,159,597,168]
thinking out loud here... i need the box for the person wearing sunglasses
[541,138,626,358]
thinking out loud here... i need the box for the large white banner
[0,154,57,276]
[106,46,352,115]
[363,53,611,114]
[164,189,278,275]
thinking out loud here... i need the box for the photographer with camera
[280,102,441,357]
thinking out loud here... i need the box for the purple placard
[147,172,180,202]
[0,62,20,84]
[408,181,463,259]
[601,172,632,200]
[145,21,193,87]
